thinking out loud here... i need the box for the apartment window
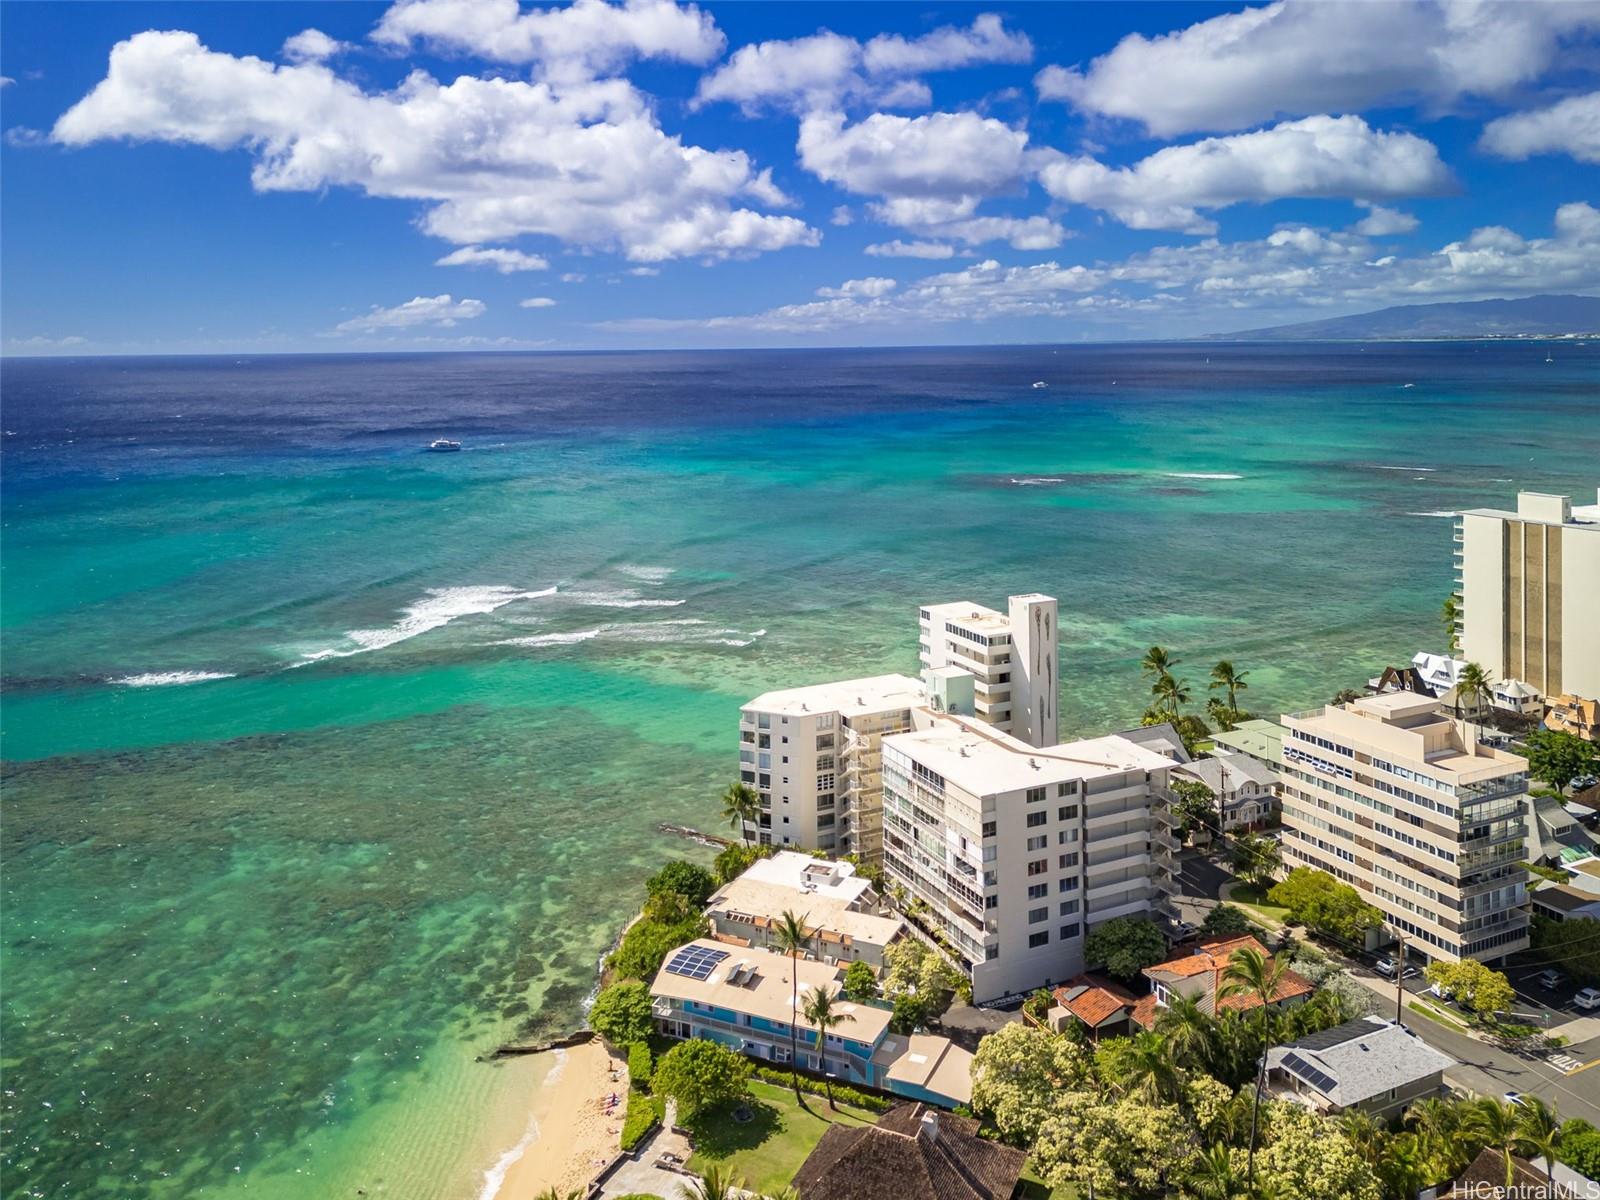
[741,770,755,783]
[1027,835,1048,852]
[984,895,999,909]
[817,793,835,810]
[782,757,789,765]
[817,714,835,731]
[1029,906,1049,924]
[1028,883,1048,900]
[1058,830,1076,845]
[1027,859,1048,876]
[781,736,789,744]
[1060,923,1081,941]
[1029,931,1050,948]
[1026,810,1048,828]
[759,774,770,788]
[1059,878,1078,893]
[1059,852,1079,869]
[817,755,835,772]
[818,814,835,829]
[816,774,835,792]
[816,735,834,751]
[1026,787,1047,804]
[782,816,790,824]
[758,714,771,729]
[1058,782,1079,797]
[1059,899,1079,916]
[759,753,771,769]
[982,821,997,838]
[1059,804,1079,821]
[759,833,772,845]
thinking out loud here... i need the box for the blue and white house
[648,938,973,1107]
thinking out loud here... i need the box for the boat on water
[428,439,462,452]
[1031,380,1048,389]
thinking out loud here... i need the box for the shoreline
[477,1039,628,1200]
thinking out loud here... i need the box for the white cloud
[335,294,486,332]
[1353,203,1421,236]
[4,126,48,148]
[1481,90,1600,164]
[560,272,587,283]
[436,246,550,273]
[830,205,854,226]
[52,31,815,264]
[815,276,896,298]
[0,76,15,88]
[604,202,1600,337]
[520,296,558,308]
[864,239,955,259]
[1037,0,1600,136]
[627,266,660,276]
[695,14,1030,114]
[5,334,88,351]
[373,0,725,82]
[282,28,347,63]
[1037,115,1453,234]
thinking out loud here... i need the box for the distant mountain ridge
[1207,294,1600,340]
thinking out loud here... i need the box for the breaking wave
[112,670,237,687]
[299,586,556,663]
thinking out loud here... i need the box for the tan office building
[1280,693,1529,965]
[1456,489,1600,702]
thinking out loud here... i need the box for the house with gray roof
[1172,750,1279,832]
[1264,1016,1455,1119]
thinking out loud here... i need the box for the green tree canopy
[882,937,963,1013]
[646,860,718,908]
[1255,1101,1382,1200]
[651,1039,750,1117]
[1533,916,1600,984]
[1200,904,1255,938]
[970,1023,1093,1145]
[1230,831,1282,891]
[1084,916,1168,982]
[1033,1092,1200,1198]
[840,960,877,1002]
[590,980,655,1045]
[1524,730,1600,791]
[608,913,708,981]
[1268,868,1382,942]
[1423,959,1515,1016]
[712,842,771,884]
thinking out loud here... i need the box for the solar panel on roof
[1280,1051,1338,1094]
[665,945,730,981]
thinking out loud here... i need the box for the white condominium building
[738,674,924,856]
[1280,692,1530,965]
[1456,489,1600,702]
[880,712,1179,1003]
[919,594,1060,748]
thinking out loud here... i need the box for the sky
[2,0,1599,355]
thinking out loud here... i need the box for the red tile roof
[1141,935,1313,1017]
[1051,975,1137,1028]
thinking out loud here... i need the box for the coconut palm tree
[1141,645,1180,678]
[1468,1096,1523,1190]
[678,1164,745,1200]
[1116,1029,1186,1104]
[1442,592,1462,654]
[1514,1096,1563,1186]
[1376,1132,1430,1200]
[1185,1142,1243,1200]
[1406,1095,1472,1180]
[800,985,856,1110]
[773,908,810,1098]
[1337,1109,1386,1161]
[1154,993,1220,1074]
[720,781,760,843]
[1219,944,1291,1185]
[1210,660,1250,713]
[1457,661,1493,722]
[1152,672,1193,720]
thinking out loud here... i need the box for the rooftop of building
[873,1033,975,1105]
[792,1103,1026,1200]
[1268,1016,1456,1108]
[1141,935,1315,1015]
[708,853,906,948]
[1052,975,1138,1028]
[1458,487,1600,528]
[883,712,1173,795]
[1290,694,1528,782]
[920,600,1011,635]
[1210,718,1287,761]
[1443,1147,1582,1199]
[1174,752,1278,793]
[1531,882,1600,915]
[743,673,926,719]
[649,938,892,1045]
[1116,721,1192,764]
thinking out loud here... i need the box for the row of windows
[1291,729,1354,757]
[945,621,998,647]
[1025,923,1083,949]
[1285,744,1353,780]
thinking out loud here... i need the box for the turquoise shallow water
[2,343,1597,1197]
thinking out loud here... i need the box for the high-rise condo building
[1456,489,1600,704]
[1280,692,1530,965]
[880,711,1178,1003]
[919,595,1060,748]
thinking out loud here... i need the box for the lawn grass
[1408,1000,1469,1030]
[1224,882,1291,925]
[1019,1163,1079,1199]
[684,1080,878,1195]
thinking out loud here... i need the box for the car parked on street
[1376,956,1397,978]
[1538,969,1567,990]
[1574,988,1600,1010]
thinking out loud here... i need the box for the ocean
[2,342,1597,1198]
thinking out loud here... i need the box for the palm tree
[1210,660,1250,713]
[1219,945,1291,1186]
[720,781,760,843]
[1154,993,1219,1074]
[1337,1109,1386,1161]
[1331,687,1362,706]
[773,908,810,1098]
[1456,661,1493,722]
[1141,645,1180,678]
[1406,1095,1472,1180]
[1442,592,1462,653]
[534,1191,586,1200]
[1376,1132,1430,1200]
[1468,1096,1522,1190]
[1185,1142,1243,1200]
[1116,1029,1185,1104]
[1152,672,1193,719]
[800,985,856,1110]
[1514,1096,1563,1186]
[678,1164,745,1200]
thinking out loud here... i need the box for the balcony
[1151,829,1180,853]
[652,999,673,1019]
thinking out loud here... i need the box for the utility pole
[1218,760,1230,855]
[1395,932,1407,1024]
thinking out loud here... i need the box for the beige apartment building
[1456,489,1600,703]
[1280,692,1530,964]
[919,594,1059,749]
[880,711,1178,1002]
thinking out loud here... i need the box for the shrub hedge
[619,1091,666,1151]
[750,1065,892,1112]
[628,1041,653,1091]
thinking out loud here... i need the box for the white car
[1574,988,1600,1011]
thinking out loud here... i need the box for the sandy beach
[480,1039,628,1200]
